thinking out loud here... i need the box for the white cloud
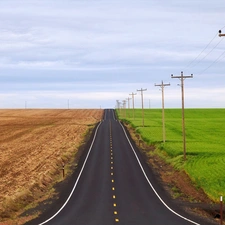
[0,0,224,108]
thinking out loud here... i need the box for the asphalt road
[26,109,215,225]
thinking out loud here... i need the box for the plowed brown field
[0,109,103,223]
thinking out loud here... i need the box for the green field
[117,108,225,201]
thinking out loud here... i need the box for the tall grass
[117,108,225,201]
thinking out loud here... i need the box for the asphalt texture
[25,109,216,225]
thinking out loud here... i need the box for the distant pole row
[116,71,193,161]
[116,30,224,161]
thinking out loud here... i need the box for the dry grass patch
[0,109,103,222]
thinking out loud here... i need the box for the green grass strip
[117,108,225,201]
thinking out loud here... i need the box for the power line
[197,28,225,75]
[184,25,225,72]
[192,38,224,68]
[185,32,219,69]
[198,48,225,75]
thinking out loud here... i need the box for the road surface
[26,109,215,225]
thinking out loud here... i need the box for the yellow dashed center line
[109,121,119,223]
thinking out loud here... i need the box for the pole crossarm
[155,80,170,88]
[129,92,137,98]
[137,88,147,92]
[171,74,193,79]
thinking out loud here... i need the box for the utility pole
[137,88,147,127]
[155,81,170,143]
[116,100,120,110]
[171,71,193,161]
[116,100,120,116]
[129,92,137,120]
[126,97,131,118]
[219,30,225,37]
[118,101,121,114]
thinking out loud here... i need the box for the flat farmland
[117,108,225,202]
[0,109,103,223]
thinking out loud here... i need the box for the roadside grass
[117,108,225,202]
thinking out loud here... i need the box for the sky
[0,0,225,109]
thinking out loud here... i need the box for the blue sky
[0,0,225,109]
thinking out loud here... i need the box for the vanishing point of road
[26,109,215,225]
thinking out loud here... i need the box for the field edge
[120,120,221,223]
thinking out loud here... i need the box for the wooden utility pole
[137,88,147,127]
[155,81,170,143]
[219,30,225,37]
[116,100,120,115]
[122,100,127,118]
[129,92,137,120]
[116,100,119,109]
[171,72,193,161]
[126,97,131,118]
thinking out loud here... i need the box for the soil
[0,109,103,224]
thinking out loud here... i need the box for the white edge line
[38,121,102,225]
[119,121,201,225]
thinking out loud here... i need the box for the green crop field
[117,108,225,201]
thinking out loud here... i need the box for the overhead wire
[184,32,219,69]
[184,25,225,75]
[198,48,225,75]
[191,38,224,68]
